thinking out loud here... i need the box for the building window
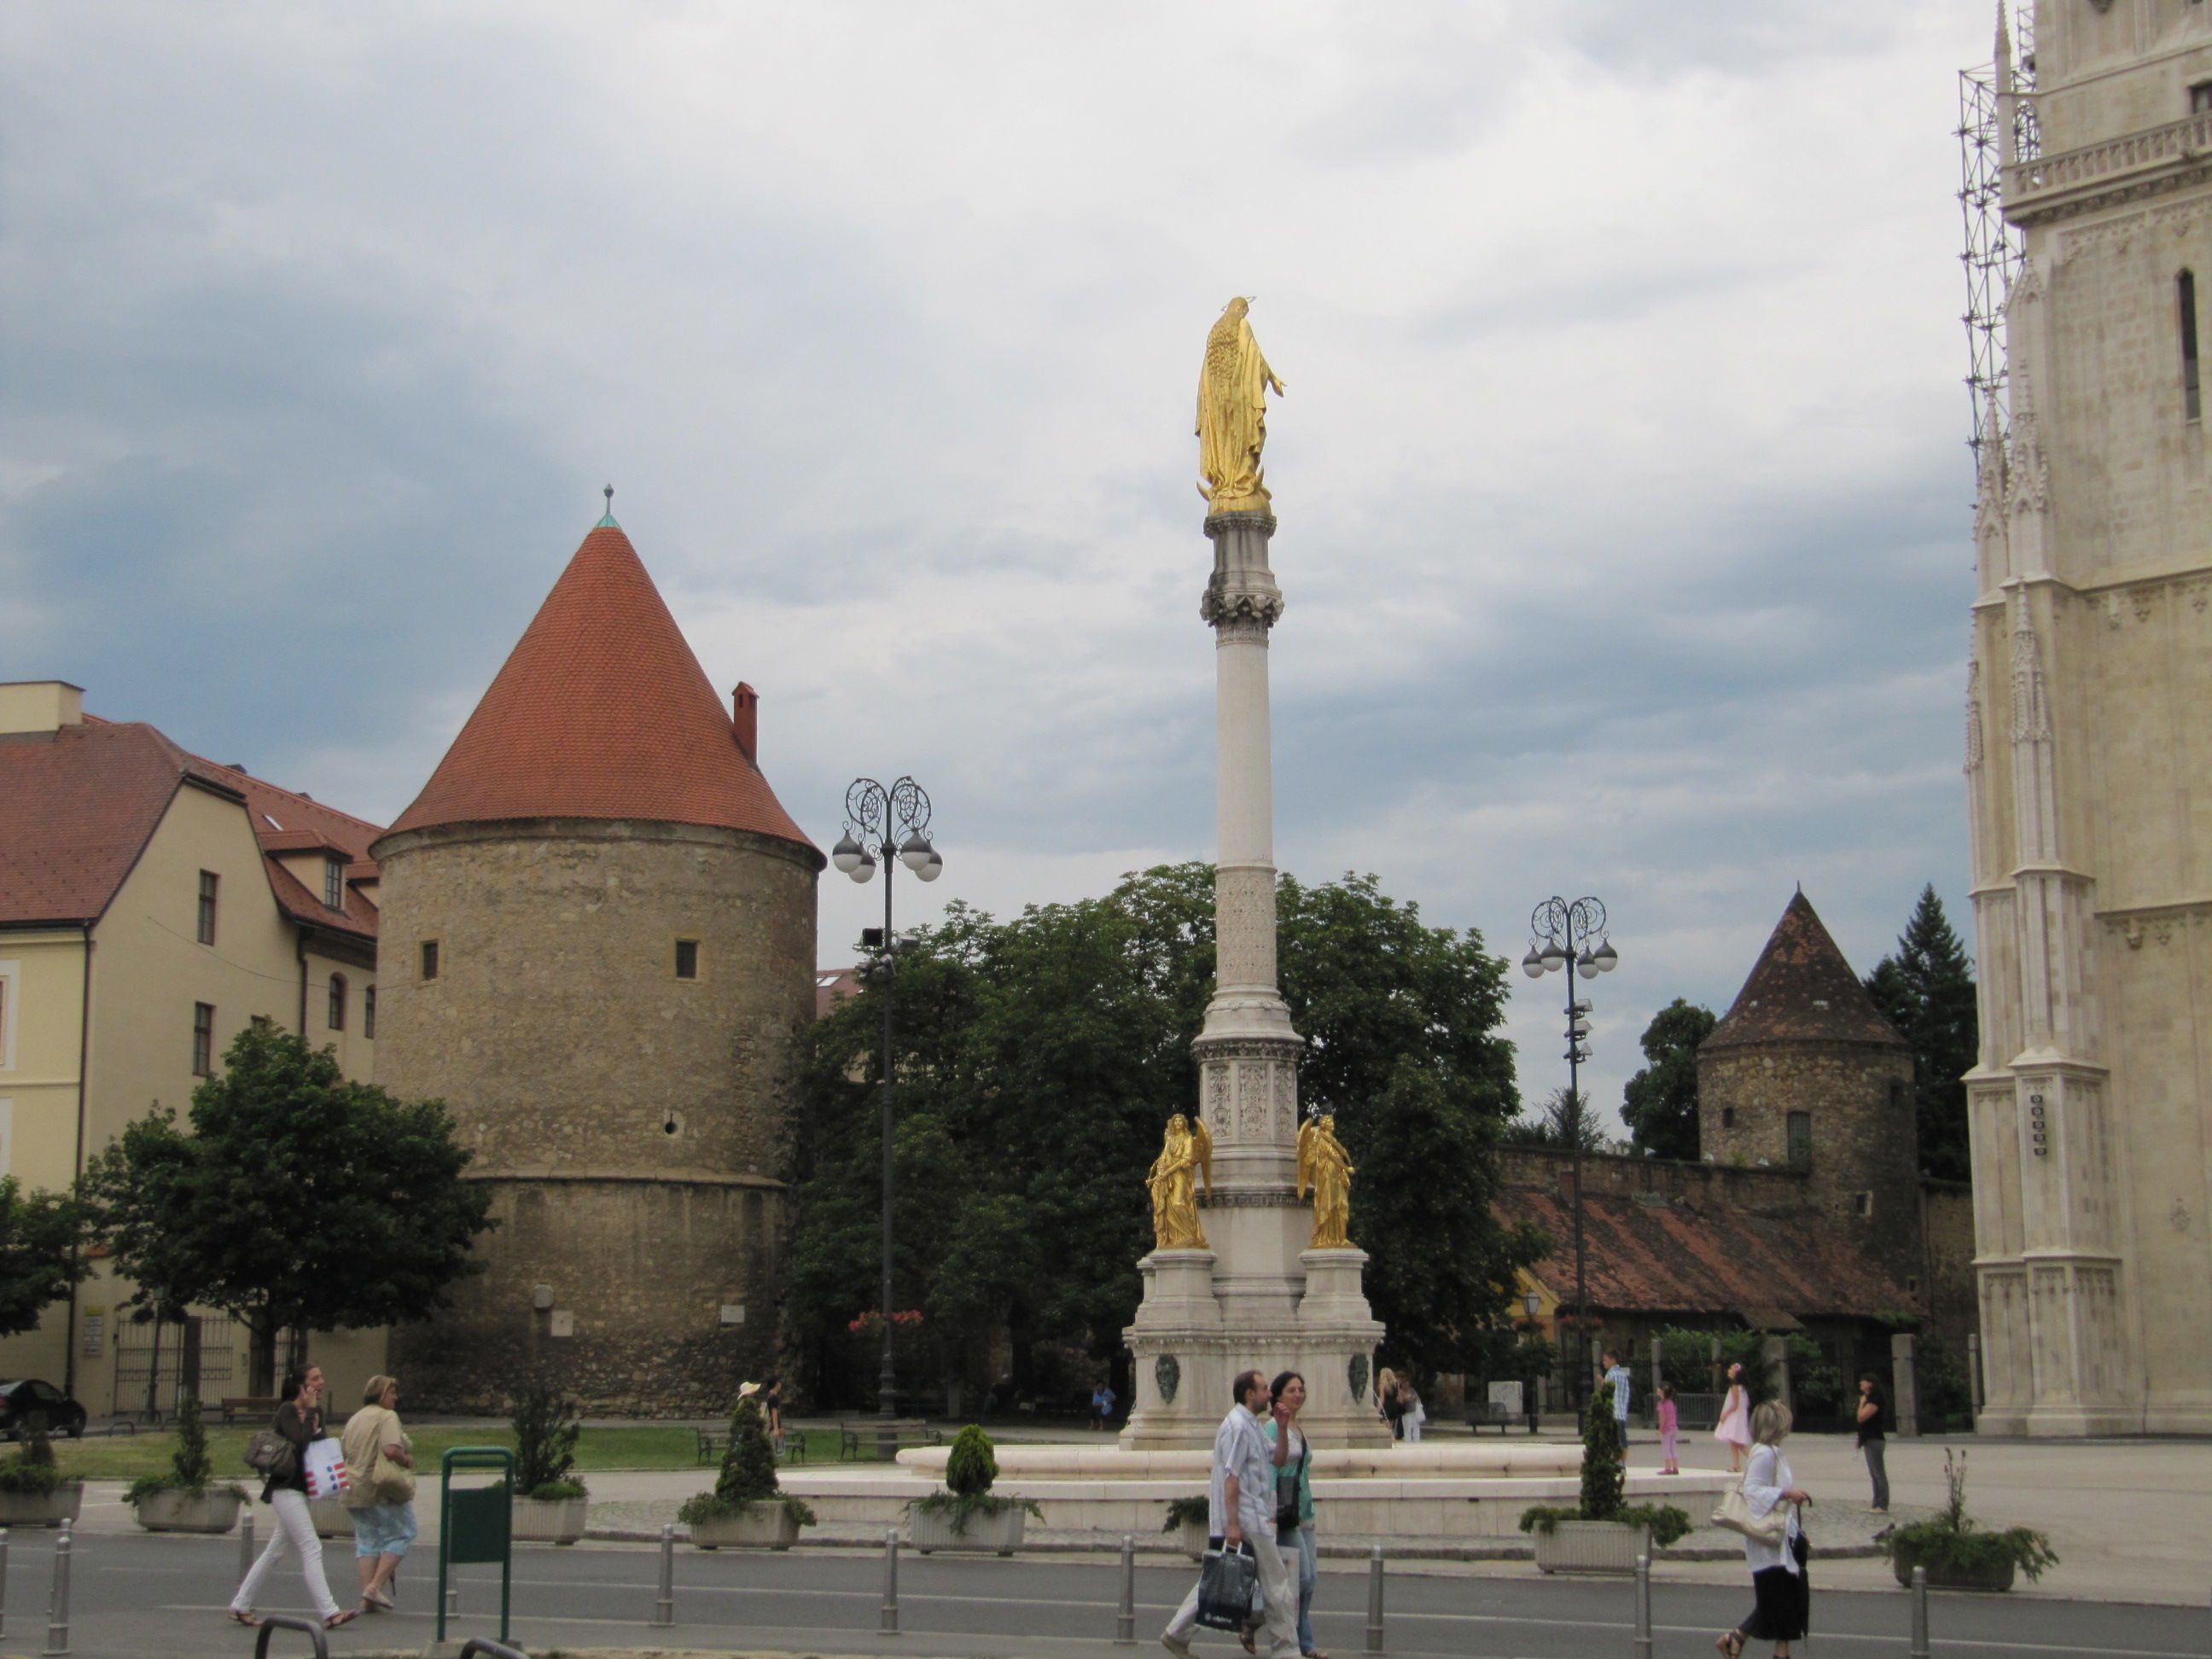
[1853,1190,1873,1218]
[420,940,440,981]
[323,855,346,911]
[1786,1109,1813,1169]
[328,974,346,1032]
[364,986,376,1040]
[196,871,219,945]
[2182,270,2202,422]
[674,940,700,980]
[192,1003,215,1075]
[1720,1106,1736,1129]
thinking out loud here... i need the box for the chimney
[730,682,759,763]
[0,680,85,736]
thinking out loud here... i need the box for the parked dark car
[0,1379,86,1440]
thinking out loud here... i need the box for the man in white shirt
[1603,1352,1633,1452]
[1162,1369,1301,1659]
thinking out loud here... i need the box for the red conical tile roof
[1703,891,1903,1051]
[387,523,812,849]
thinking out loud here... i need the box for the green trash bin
[438,1446,515,1644]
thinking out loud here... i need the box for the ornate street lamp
[835,777,941,1452]
[1522,895,1618,1415]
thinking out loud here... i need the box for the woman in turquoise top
[1264,1371,1322,1658]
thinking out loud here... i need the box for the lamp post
[1522,1288,1544,1435]
[830,778,943,1452]
[1520,897,1618,1414]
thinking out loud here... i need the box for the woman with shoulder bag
[342,1374,418,1614]
[229,1366,355,1630]
[1261,1372,1324,1659]
[1715,1401,1811,1658]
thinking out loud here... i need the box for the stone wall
[376,815,817,1412]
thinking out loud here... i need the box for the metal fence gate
[110,1313,236,1418]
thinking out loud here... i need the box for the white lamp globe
[831,833,866,875]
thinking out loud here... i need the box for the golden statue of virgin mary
[1196,297,1284,514]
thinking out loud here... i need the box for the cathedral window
[674,939,701,980]
[2180,270,2202,422]
[2192,83,2212,116]
[328,973,346,1031]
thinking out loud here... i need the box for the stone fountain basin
[895,1442,1584,1480]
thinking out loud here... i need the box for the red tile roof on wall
[0,719,383,940]
[386,525,812,849]
[1505,1186,1918,1322]
[1703,891,1904,1051]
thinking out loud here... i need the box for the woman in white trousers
[230,1365,356,1630]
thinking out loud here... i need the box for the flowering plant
[847,1309,925,1334]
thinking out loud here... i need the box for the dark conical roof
[1703,892,1905,1051]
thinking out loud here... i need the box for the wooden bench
[1465,1401,1518,1435]
[839,1419,942,1460]
[220,1397,283,1426]
[696,1428,727,1465]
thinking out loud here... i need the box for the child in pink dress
[1712,1360,1754,1473]
[1656,1382,1679,1474]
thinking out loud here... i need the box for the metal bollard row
[651,1522,675,1627]
[0,1523,9,1640]
[1909,1563,1930,1659]
[881,1528,900,1633]
[237,1510,255,1587]
[41,1521,70,1658]
[1364,1543,1384,1655]
[1115,1533,1137,1644]
[1632,1553,1652,1659]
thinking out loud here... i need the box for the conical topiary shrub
[1517,1377,1691,1551]
[944,1424,997,1496]
[908,1423,1038,1543]
[678,1398,814,1530]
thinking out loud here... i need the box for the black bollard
[237,1510,255,1588]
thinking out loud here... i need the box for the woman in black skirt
[1716,1400,1810,1657]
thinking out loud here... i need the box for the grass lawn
[54,1424,841,1482]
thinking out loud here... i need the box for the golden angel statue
[1196,297,1284,514]
[1147,1112,1214,1250]
[1296,1113,1354,1249]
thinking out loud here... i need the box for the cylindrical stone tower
[372,511,821,1413]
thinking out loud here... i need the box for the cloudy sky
[3,3,2003,1127]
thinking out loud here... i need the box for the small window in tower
[2193,82,2212,114]
[1853,1190,1873,1218]
[1721,1106,1736,1129]
[2181,270,2202,422]
[323,854,346,911]
[364,985,377,1039]
[196,870,219,945]
[674,940,701,980]
[420,939,440,981]
[192,1002,215,1076]
[1787,1110,1813,1169]
[328,973,346,1032]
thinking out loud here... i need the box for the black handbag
[1196,1539,1260,1632]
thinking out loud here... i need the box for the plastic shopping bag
[302,1436,351,1499]
[1195,1539,1260,1632]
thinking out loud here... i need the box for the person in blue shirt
[1602,1353,1633,1453]
[1092,1382,1118,1431]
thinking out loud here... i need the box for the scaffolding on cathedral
[1956,3,2040,462]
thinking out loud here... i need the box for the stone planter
[1532,1519,1651,1575]
[0,1483,83,1528]
[133,1487,244,1534]
[910,1503,1026,1556]
[689,1502,803,1551]
[1890,1552,2016,1592]
[309,1496,353,1539]
[513,1494,588,1545]
[1178,1517,1209,1562]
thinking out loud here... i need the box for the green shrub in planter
[124,1397,242,1505]
[678,1400,815,1528]
[1518,1382,1691,1547]
[908,1425,1039,1538]
[511,1383,588,1502]
[1161,1495,1210,1533]
[1878,1451,2056,1591]
[0,1412,61,1497]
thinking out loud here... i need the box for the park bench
[839,1418,942,1460]
[221,1396,283,1426]
[1465,1400,1518,1435]
[697,1428,809,1464]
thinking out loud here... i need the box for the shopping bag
[1195,1539,1260,1632]
[302,1436,351,1499]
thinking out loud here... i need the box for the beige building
[1966,2,2212,1433]
[0,679,388,1414]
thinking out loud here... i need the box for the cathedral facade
[1967,2,2212,1434]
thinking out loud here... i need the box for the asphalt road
[9,1530,2203,1659]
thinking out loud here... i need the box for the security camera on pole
[1520,897,1619,1414]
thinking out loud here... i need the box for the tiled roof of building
[1506,1186,1918,1324]
[0,719,382,940]
[1703,890,1903,1051]
[387,524,812,850]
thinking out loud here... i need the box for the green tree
[1620,1000,1717,1161]
[83,1024,496,1394]
[1862,886,1979,1183]
[784,864,1542,1402]
[0,1176,95,1336]
[1501,1087,1605,1153]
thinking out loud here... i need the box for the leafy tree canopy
[1501,1087,1607,1154]
[1862,885,1978,1183]
[1619,1000,1717,1161]
[84,1023,496,1391]
[785,863,1545,1401]
[0,1176,94,1338]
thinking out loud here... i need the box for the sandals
[227,1610,262,1627]
[324,1609,360,1629]
[1714,1634,1744,1658]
